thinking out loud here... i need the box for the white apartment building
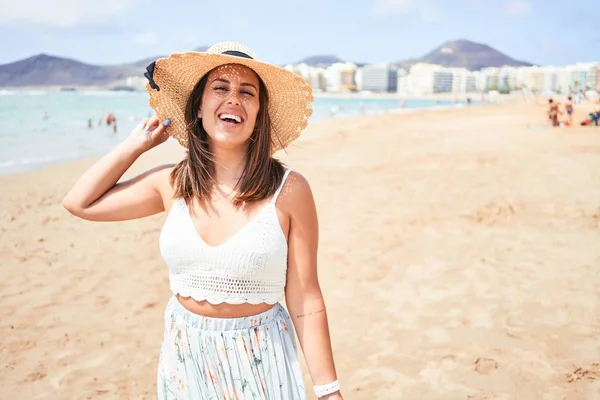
[593,65,600,91]
[447,67,479,93]
[324,62,357,92]
[498,66,518,91]
[125,76,147,90]
[448,68,465,93]
[518,66,556,94]
[554,68,571,94]
[542,68,559,94]
[515,67,533,90]
[405,63,438,95]
[307,66,327,92]
[358,63,398,92]
[284,63,328,92]
[464,74,477,92]
[433,70,453,93]
[396,68,408,93]
[575,62,600,91]
[474,71,487,92]
[480,67,500,91]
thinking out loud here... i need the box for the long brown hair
[170,64,285,207]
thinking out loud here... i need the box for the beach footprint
[474,357,499,375]
[565,362,600,383]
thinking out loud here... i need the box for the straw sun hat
[143,42,314,153]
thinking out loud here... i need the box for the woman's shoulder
[278,168,316,211]
[284,169,309,188]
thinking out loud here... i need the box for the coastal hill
[0,46,211,88]
[0,54,136,87]
[396,39,534,71]
[0,40,533,87]
[292,40,534,71]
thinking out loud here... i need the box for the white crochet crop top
[158,168,292,305]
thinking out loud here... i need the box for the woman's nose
[226,91,241,105]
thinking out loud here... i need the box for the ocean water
[0,90,463,174]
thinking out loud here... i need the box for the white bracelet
[313,380,340,398]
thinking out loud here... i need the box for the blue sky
[0,0,597,67]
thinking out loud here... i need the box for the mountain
[0,54,138,87]
[0,45,213,87]
[397,39,534,71]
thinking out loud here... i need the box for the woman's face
[198,64,261,151]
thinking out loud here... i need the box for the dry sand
[1,101,600,399]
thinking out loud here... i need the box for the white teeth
[219,114,242,123]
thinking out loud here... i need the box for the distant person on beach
[548,98,560,127]
[61,42,342,400]
[42,112,48,120]
[589,109,600,126]
[565,96,574,126]
[87,119,93,129]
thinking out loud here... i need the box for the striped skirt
[157,296,306,399]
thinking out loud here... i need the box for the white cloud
[131,32,158,46]
[0,0,139,28]
[504,0,533,18]
[371,0,442,22]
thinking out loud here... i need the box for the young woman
[62,42,342,399]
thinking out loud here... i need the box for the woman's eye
[214,86,227,91]
[242,91,255,96]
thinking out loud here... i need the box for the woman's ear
[197,107,202,119]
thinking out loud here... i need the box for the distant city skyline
[0,0,597,67]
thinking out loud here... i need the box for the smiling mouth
[218,113,243,124]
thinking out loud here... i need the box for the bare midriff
[175,294,276,318]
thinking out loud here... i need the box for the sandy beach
[1,101,600,400]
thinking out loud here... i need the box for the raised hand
[123,116,171,154]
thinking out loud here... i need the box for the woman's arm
[62,116,172,221]
[283,172,342,400]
